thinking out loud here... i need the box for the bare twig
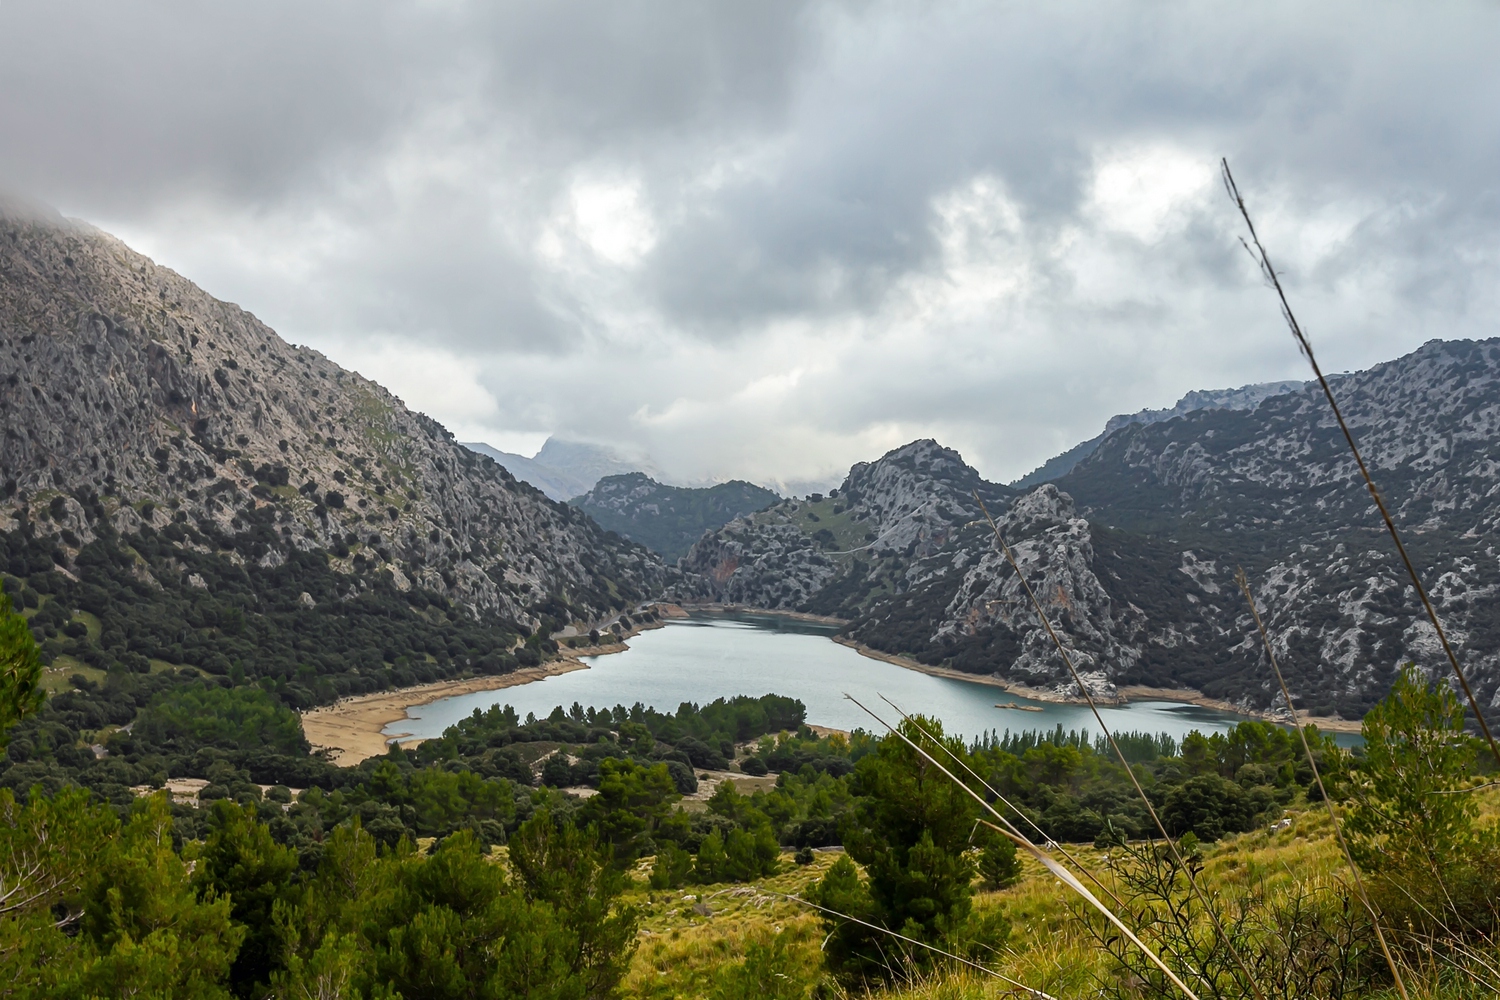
[1220,158,1500,770]
[1235,567,1411,1000]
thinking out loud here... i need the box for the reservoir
[386,613,1328,746]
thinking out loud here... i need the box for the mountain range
[1010,379,1313,488]
[570,473,781,562]
[6,201,1497,723]
[678,339,1500,721]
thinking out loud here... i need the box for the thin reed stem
[879,694,1128,910]
[845,693,1204,1000]
[1220,158,1500,771]
[1235,567,1411,1000]
[973,492,1268,1000]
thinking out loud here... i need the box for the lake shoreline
[303,607,1362,766]
[300,659,593,765]
[833,636,1364,734]
[299,604,684,766]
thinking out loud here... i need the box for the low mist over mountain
[0,203,668,705]
[570,473,781,562]
[463,437,662,501]
[682,339,1500,719]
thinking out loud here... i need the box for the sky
[2,1,1498,492]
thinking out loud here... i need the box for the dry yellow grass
[614,800,1420,1000]
[623,851,837,998]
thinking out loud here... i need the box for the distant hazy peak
[461,436,660,501]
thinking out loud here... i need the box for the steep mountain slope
[1011,379,1310,488]
[463,437,661,500]
[570,473,780,561]
[0,202,668,705]
[1055,336,1500,717]
[679,440,1015,617]
[683,341,1500,719]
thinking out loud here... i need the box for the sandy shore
[301,659,589,765]
[834,636,1364,734]
[300,604,688,766]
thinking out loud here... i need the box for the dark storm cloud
[1,1,1497,483]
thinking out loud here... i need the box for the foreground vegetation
[5,538,1500,997]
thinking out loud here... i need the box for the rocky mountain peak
[683,337,1500,719]
[836,439,1001,547]
[1000,483,1078,537]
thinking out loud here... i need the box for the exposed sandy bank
[1116,685,1364,733]
[299,604,685,766]
[301,659,589,765]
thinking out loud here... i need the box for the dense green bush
[136,684,307,756]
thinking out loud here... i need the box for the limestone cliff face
[678,440,1012,612]
[0,203,667,626]
[679,443,1150,699]
[934,486,1142,698]
[1058,337,1500,716]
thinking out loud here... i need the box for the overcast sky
[3,2,1498,491]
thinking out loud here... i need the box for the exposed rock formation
[683,341,1500,718]
[0,201,667,627]
[679,440,1012,613]
[1011,378,1313,488]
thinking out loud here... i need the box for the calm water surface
[388,614,1333,745]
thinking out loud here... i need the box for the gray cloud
[2,0,1498,486]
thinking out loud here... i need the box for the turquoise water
[386,613,1338,746]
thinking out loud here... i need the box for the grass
[39,652,192,695]
[610,791,1500,1000]
[39,656,104,694]
[747,494,882,563]
[613,839,1119,999]
[623,851,837,998]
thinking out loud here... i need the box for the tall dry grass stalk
[1220,159,1500,772]
[879,694,1127,910]
[972,493,1267,1000]
[1236,567,1411,1000]
[846,694,1205,1000]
